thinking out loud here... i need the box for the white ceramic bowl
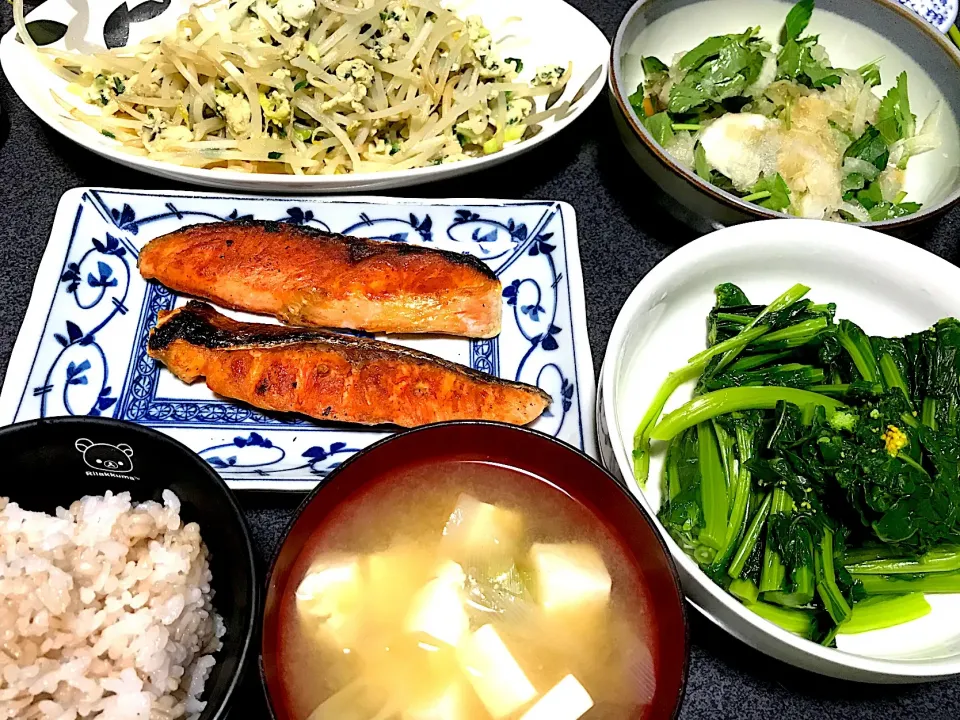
[608,0,960,232]
[597,219,960,682]
[2,0,608,193]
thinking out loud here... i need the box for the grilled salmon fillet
[147,302,550,428]
[138,220,501,338]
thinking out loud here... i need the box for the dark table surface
[3,1,960,718]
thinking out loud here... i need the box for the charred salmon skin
[138,220,501,338]
[147,302,551,428]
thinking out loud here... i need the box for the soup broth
[276,459,659,720]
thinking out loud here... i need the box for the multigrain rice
[0,491,224,720]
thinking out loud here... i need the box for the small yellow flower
[881,425,908,457]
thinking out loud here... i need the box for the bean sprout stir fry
[13,0,571,175]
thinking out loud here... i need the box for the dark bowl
[609,0,960,235]
[0,417,258,720]
[261,421,690,719]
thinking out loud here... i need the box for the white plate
[1,0,608,193]
[0,188,596,490]
[597,219,960,682]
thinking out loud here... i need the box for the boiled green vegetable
[640,282,960,644]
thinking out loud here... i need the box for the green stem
[753,317,830,348]
[712,284,811,373]
[632,363,700,483]
[729,351,794,372]
[842,545,901,565]
[765,535,814,608]
[759,488,793,593]
[729,493,773,579]
[729,578,759,604]
[899,453,930,479]
[687,325,772,366]
[749,601,817,639]
[855,570,960,594]
[921,397,938,430]
[837,320,881,384]
[846,546,960,575]
[714,312,754,325]
[698,423,728,551]
[651,387,846,442]
[711,425,754,574]
[899,411,920,429]
[633,325,771,485]
[837,594,931,634]
[741,190,772,203]
[877,355,909,397]
[713,420,736,501]
[672,123,702,131]
[808,383,852,397]
[815,527,852,625]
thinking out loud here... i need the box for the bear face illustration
[75,439,135,473]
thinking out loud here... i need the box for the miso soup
[275,460,660,720]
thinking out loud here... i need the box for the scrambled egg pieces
[881,425,909,457]
[215,90,252,136]
[65,0,569,172]
[140,109,193,152]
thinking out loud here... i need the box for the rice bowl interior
[0,490,224,720]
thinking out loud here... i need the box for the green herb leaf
[294,79,309,92]
[844,125,890,172]
[876,71,915,144]
[855,181,884,210]
[868,201,922,221]
[112,76,126,95]
[784,0,815,42]
[680,35,733,72]
[748,173,792,211]
[776,36,840,89]
[268,151,283,160]
[668,82,711,114]
[857,59,882,88]
[644,112,675,147]
[505,57,523,74]
[841,173,866,194]
[101,130,116,140]
[777,40,803,81]
[642,56,670,76]
[667,29,769,115]
[694,142,712,180]
[803,51,841,88]
[390,141,402,155]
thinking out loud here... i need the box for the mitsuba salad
[629,0,942,222]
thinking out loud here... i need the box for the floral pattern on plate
[0,188,595,490]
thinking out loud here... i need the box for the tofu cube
[404,561,469,647]
[442,494,523,565]
[519,675,594,720]
[295,556,364,650]
[529,544,611,614]
[456,624,537,718]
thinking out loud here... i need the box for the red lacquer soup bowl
[261,422,689,719]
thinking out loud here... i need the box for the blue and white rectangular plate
[0,188,595,490]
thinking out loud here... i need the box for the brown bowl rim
[258,420,691,720]
[608,0,960,229]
